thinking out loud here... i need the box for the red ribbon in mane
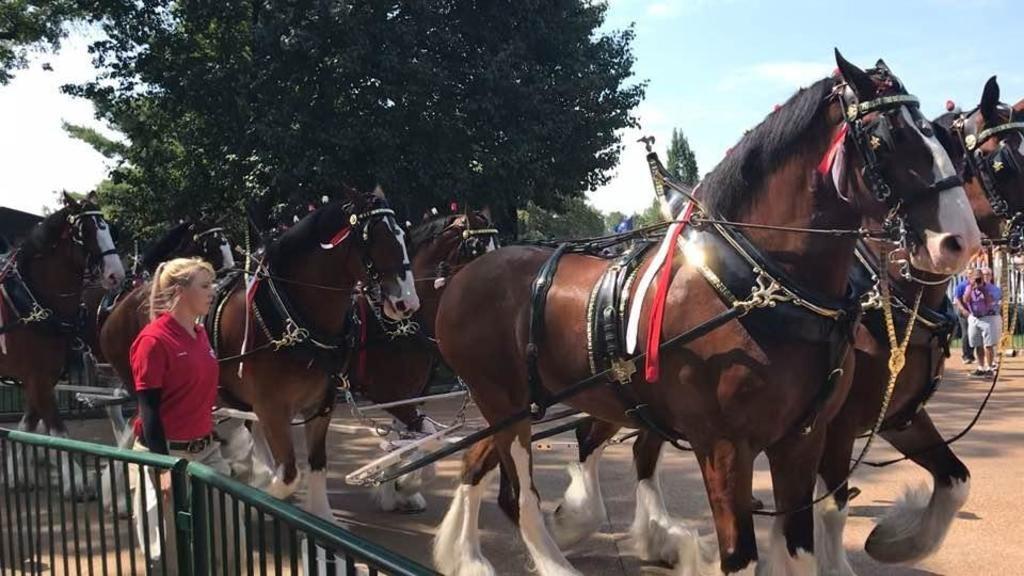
[644,202,695,383]
[817,124,849,176]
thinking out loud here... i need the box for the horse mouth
[382,298,414,321]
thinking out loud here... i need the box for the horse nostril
[395,300,407,312]
[940,234,964,256]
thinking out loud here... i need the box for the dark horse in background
[431,53,980,576]
[246,209,499,511]
[213,186,418,520]
[0,192,125,496]
[550,77,1024,575]
[352,209,498,513]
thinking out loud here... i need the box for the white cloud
[719,61,832,92]
[646,2,680,16]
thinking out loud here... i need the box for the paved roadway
[69,355,1024,575]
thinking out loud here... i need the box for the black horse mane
[408,214,460,253]
[700,77,836,218]
[141,222,192,271]
[266,200,351,267]
[17,206,73,262]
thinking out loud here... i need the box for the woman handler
[130,257,236,571]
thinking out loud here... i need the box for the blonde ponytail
[146,257,216,320]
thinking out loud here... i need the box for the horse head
[934,76,1024,244]
[46,192,126,290]
[833,50,981,274]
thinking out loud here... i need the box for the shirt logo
[177,352,188,357]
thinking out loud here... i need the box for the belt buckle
[188,437,207,453]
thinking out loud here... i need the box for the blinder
[838,87,963,248]
[69,210,121,276]
[956,113,1024,222]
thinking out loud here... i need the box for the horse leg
[668,439,758,576]
[303,413,335,520]
[6,410,41,490]
[815,419,858,576]
[434,435,501,576]
[259,407,301,501]
[763,434,826,576]
[504,420,582,575]
[246,420,276,489]
[548,418,615,549]
[631,431,699,567]
[865,408,970,564]
[375,407,432,514]
[29,380,94,501]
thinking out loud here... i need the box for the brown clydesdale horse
[556,78,1024,575]
[349,209,498,513]
[815,78,1024,572]
[0,192,125,496]
[431,53,980,576]
[213,186,418,520]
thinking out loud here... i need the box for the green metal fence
[0,428,437,576]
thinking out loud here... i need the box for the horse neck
[23,244,85,319]
[734,153,859,299]
[275,246,357,335]
[410,238,458,335]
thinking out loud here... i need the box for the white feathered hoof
[267,467,302,501]
[375,481,427,514]
[865,479,969,565]
[632,515,695,566]
[434,481,496,576]
[549,463,606,549]
[671,529,725,576]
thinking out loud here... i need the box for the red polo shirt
[130,313,219,441]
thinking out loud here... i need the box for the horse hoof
[395,492,427,514]
[848,487,861,501]
[267,473,301,501]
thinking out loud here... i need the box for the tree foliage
[0,1,85,84]
[666,127,699,186]
[64,0,644,242]
[518,197,605,241]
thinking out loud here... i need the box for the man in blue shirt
[957,267,1002,375]
[953,275,975,364]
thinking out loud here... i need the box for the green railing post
[190,474,210,575]
[172,459,194,576]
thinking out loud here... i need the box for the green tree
[604,210,627,233]
[666,128,699,186]
[518,197,606,241]
[65,0,645,242]
[634,197,663,228]
[0,1,84,84]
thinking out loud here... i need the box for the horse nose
[940,234,964,256]
[395,300,408,313]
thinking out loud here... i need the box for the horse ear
[372,184,386,201]
[85,190,97,203]
[980,75,1000,123]
[62,191,79,209]
[480,205,493,222]
[835,49,876,100]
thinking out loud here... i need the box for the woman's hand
[158,470,173,497]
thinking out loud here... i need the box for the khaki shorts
[968,314,1001,348]
[131,438,244,573]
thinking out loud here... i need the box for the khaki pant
[131,438,245,574]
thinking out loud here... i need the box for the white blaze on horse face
[219,239,235,271]
[486,237,497,253]
[901,107,981,274]
[95,218,125,288]
[383,219,419,319]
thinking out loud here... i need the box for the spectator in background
[958,267,1002,376]
[953,274,976,364]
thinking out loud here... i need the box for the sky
[2,0,1022,217]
